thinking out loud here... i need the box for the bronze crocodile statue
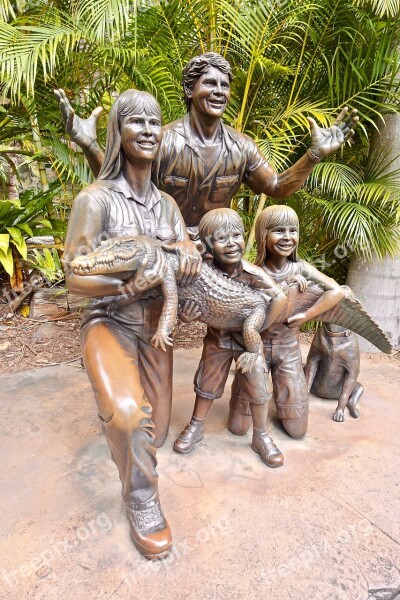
[69,236,392,371]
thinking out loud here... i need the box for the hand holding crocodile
[286,312,308,328]
[285,274,308,292]
[178,300,202,323]
[162,240,202,287]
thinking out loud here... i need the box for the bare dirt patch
[0,305,207,375]
[1,309,398,376]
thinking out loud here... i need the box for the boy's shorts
[194,331,271,405]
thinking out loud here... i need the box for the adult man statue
[55,52,358,437]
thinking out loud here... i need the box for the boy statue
[174,208,286,467]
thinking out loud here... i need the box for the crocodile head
[70,236,152,275]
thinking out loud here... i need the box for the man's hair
[199,208,244,253]
[255,205,299,266]
[182,52,233,110]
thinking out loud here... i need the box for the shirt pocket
[208,174,240,205]
[161,175,189,194]
[155,226,178,243]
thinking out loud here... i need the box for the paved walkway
[0,347,399,600]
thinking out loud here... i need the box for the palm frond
[308,162,363,201]
[353,0,400,17]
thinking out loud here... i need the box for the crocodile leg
[151,258,178,352]
[236,305,266,374]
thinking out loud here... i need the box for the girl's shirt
[261,260,307,342]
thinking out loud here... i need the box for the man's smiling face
[188,66,231,120]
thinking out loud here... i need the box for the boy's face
[210,226,245,265]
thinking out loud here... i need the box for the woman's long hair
[98,89,162,180]
[255,205,299,267]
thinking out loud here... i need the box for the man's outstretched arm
[54,89,104,177]
[247,107,359,199]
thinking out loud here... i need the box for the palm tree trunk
[31,114,49,193]
[346,114,400,352]
[245,194,267,254]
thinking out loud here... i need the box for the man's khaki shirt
[152,114,269,227]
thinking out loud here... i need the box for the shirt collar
[231,260,244,278]
[212,259,244,279]
[174,113,234,156]
[106,172,161,210]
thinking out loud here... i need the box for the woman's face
[120,109,162,163]
[265,222,299,259]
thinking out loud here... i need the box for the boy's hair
[199,208,244,253]
[255,205,299,266]
[182,53,233,111]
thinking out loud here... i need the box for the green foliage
[0,0,399,277]
[27,247,64,282]
[0,183,64,275]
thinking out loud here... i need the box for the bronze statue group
[59,53,389,560]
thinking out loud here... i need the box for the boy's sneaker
[251,430,284,468]
[173,416,205,454]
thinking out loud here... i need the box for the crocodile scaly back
[279,283,392,354]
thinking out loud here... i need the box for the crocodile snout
[70,256,97,274]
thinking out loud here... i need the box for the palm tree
[0,0,399,294]
[346,114,400,351]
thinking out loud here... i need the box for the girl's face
[265,222,299,259]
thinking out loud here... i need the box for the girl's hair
[98,89,162,180]
[199,208,244,252]
[255,205,299,266]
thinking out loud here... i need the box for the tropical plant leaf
[0,246,13,275]
[6,226,27,259]
[0,232,10,253]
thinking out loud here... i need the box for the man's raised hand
[54,89,102,150]
[307,107,359,160]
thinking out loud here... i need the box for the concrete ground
[0,346,399,600]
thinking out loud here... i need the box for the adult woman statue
[63,90,201,560]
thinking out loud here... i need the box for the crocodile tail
[316,287,392,354]
[281,283,392,354]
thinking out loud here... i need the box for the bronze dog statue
[305,322,364,422]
